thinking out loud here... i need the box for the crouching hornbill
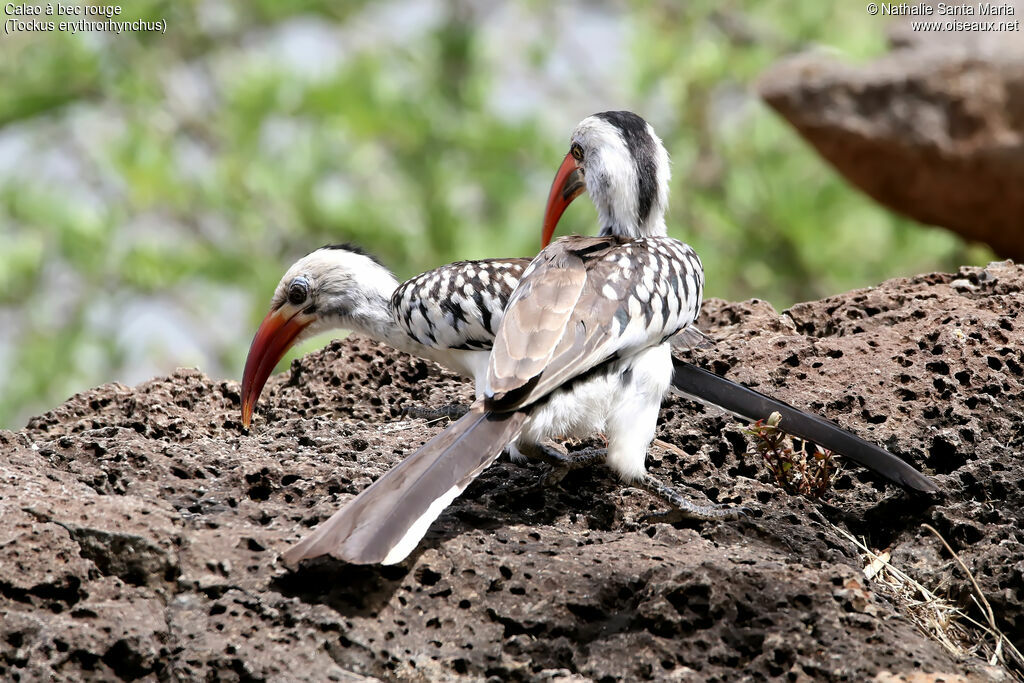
[240,245,530,429]
[276,111,937,567]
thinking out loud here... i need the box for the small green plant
[745,411,838,498]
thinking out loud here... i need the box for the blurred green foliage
[0,0,991,428]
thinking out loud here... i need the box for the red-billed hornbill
[281,112,937,566]
[240,245,529,428]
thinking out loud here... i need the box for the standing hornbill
[276,112,936,566]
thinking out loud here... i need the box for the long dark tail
[670,358,938,493]
[282,407,528,566]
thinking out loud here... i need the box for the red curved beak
[241,308,310,429]
[541,152,586,248]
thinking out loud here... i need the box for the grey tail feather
[671,358,938,493]
[281,406,528,566]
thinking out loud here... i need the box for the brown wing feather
[487,240,599,396]
[487,235,702,411]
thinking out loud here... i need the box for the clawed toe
[540,465,570,487]
[636,473,748,522]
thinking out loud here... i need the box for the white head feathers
[569,111,670,239]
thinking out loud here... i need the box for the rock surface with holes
[1,262,1022,681]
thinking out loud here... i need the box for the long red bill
[541,152,586,248]
[240,308,309,429]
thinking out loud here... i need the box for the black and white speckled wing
[392,258,530,352]
[486,235,704,410]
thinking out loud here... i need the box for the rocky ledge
[1,261,1022,681]
[758,2,1024,259]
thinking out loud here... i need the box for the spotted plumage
[394,258,527,352]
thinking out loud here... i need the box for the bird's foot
[636,473,748,522]
[537,446,606,486]
[504,440,565,465]
[511,442,607,485]
[402,403,470,422]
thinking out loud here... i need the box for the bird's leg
[636,473,746,522]
[402,403,470,421]
[601,363,746,522]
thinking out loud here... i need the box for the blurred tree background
[0,0,991,428]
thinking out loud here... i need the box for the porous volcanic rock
[1,262,1022,681]
[758,3,1024,259]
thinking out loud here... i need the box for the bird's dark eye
[288,278,309,305]
[570,142,584,162]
